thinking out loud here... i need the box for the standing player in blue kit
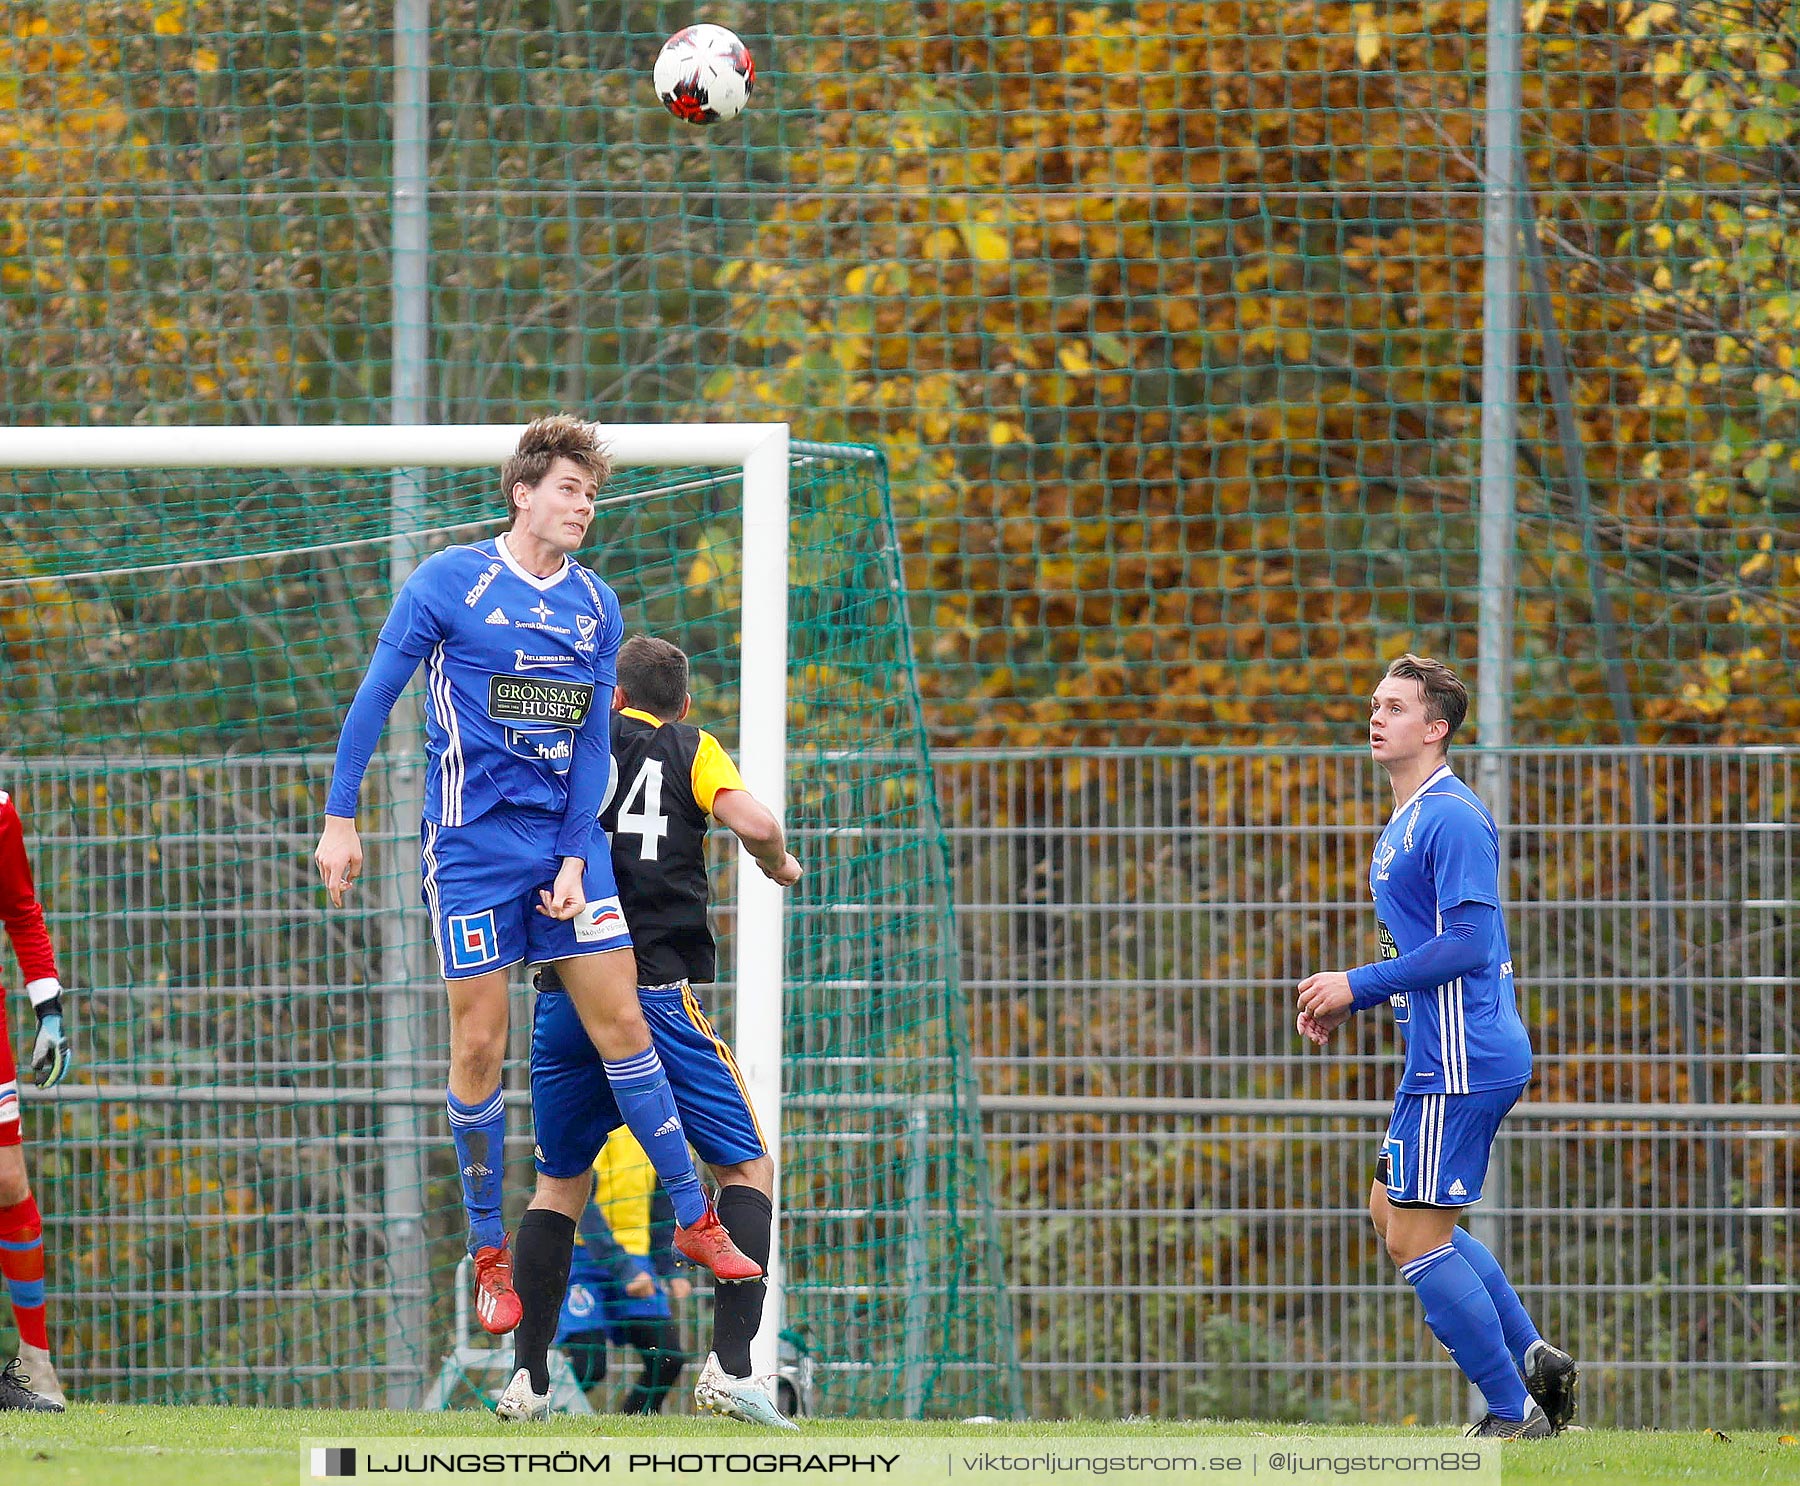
[315,416,759,1339]
[1296,654,1578,1438]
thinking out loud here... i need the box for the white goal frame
[0,421,794,1380]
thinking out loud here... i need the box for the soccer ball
[653,24,754,126]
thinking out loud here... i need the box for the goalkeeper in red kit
[0,790,72,1411]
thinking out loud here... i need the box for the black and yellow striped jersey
[601,706,745,985]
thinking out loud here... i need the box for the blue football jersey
[1368,765,1533,1094]
[378,535,623,829]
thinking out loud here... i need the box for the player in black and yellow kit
[500,636,802,1427]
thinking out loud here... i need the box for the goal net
[0,424,1018,1418]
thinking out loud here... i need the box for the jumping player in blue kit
[314,417,760,1340]
[1296,653,1578,1438]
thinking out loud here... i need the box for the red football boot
[674,1201,764,1282]
[473,1240,523,1335]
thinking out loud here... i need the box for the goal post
[0,422,1019,1417]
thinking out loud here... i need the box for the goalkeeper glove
[30,998,71,1089]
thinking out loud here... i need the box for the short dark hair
[1385,653,1469,744]
[617,635,689,720]
[501,414,613,519]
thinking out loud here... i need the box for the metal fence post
[382,0,433,1410]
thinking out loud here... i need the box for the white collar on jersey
[495,531,571,592]
[1388,763,1455,825]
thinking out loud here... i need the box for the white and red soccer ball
[654,24,755,126]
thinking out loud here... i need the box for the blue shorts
[531,980,766,1178]
[420,809,631,982]
[1375,1081,1526,1208]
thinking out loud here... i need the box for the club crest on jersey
[574,613,598,653]
[574,894,629,944]
[485,607,509,626]
[1374,840,1397,882]
[447,910,501,970]
[463,562,503,607]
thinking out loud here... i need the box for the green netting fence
[0,443,1018,1415]
[3,1,1796,743]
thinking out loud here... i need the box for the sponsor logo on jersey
[574,613,598,653]
[489,676,594,725]
[505,727,574,771]
[1374,840,1396,882]
[574,893,629,944]
[446,909,501,971]
[485,607,509,626]
[514,650,577,671]
[1500,960,1514,978]
[1378,919,1399,959]
[529,599,554,624]
[463,561,504,607]
[515,620,572,637]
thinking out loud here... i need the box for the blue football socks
[1453,1227,1543,1368]
[447,1086,508,1255]
[1402,1242,1533,1420]
[602,1047,707,1226]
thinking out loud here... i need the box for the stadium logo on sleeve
[446,910,501,971]
[310,1447,357,1477]
[463,562,503,607]
[574,895,629,944]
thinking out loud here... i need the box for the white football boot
[13,1345,65,1409]
[495,1367,552,1422]
[693,1351,799,1430]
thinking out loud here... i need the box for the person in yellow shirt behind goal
[554,1127,693,1415]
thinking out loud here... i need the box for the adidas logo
[462,1162,493,1179]
[1448,1179,1467,1198]
[485,607,509,625]
[652,1116,681,1138]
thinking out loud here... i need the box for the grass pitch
[0,1409,1796,1486]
